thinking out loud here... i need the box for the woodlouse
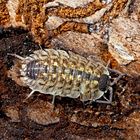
[8,49,123,104]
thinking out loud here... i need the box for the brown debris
[4,106,20,122]
[27,100,60,125]
[111,111,140,139]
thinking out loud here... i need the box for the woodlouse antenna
[7,53,24,60]
[108,68,127,86]
[95,87,113,104]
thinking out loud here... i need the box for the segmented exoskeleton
[9,49,123,104]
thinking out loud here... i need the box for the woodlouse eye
[99,74,109,91]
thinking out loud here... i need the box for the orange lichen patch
[16,0,48,27]
[0,0,10,27]
[101,0,128,23]
[99,45,119,68]
[15,0,50,44]
[49,21,90,37]
[15,0,31,28]
[31,13,49,45]
[48,0,106,18]
[0,0,129,46]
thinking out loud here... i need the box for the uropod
[8,49,124,104]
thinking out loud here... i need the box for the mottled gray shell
[11,49,112,103]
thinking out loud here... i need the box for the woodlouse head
[98,74,110,92]
[92,73,113,104]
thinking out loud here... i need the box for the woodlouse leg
[26,90,36,99]
[108,68,127,86]
[95,99,111,104]
[110,74,125,86]
[108,86,113,103]
[52,95,56,105]
[108,68,124,75]
[95,87,113,104]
